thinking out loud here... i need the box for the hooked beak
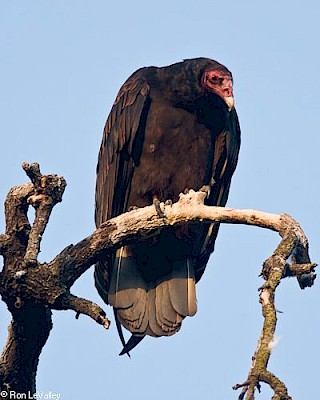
[224,96,234,111]
[218,77,234,111]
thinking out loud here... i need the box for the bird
[94,57,241,355]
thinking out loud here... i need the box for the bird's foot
[199,185,211,198]
[153,197,166,218]
[164,199,173,207]
[183,187,190,194]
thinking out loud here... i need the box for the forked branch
[0,163,316,398]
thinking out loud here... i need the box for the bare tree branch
[57,294,110,329]
[0,165,66,396]
[0,164,316,398]
[22,162,67,266]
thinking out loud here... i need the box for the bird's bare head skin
[201,68,234,110]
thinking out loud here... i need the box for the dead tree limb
[0,164,316,399]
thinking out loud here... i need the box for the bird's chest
[128,102,217,207]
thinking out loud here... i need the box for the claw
[153,197,166,218]
[199,185,211,198]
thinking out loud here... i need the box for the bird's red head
[201,68,234,110]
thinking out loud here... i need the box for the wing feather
[193,108,241,281]
[94,69,150,300]
[95,69,150,225]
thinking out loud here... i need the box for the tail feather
[108,247,148,333]
[155,280,183,334]
[114,308,126,348]
[147,286,166,337]
[108,247,197,353]
[116,287,148,333]
[168,258,197,317]
[149,259,197,336]
[114,308,132,358]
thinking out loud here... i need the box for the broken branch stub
[22,162,67,265]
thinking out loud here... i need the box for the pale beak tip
[225,96,234,111]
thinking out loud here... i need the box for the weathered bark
[233,214,316,400]
[0,175,54,396]
[0,164,316,399]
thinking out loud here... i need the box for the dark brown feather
[94,58,241,354]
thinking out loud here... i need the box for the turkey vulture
[95,58,241,355]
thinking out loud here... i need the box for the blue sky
[1,1,319,399]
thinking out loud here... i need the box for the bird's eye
[209,75,224,85]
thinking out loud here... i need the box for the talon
[164,199,173,206]
[153,197,166,218]
[199,185,211,198]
